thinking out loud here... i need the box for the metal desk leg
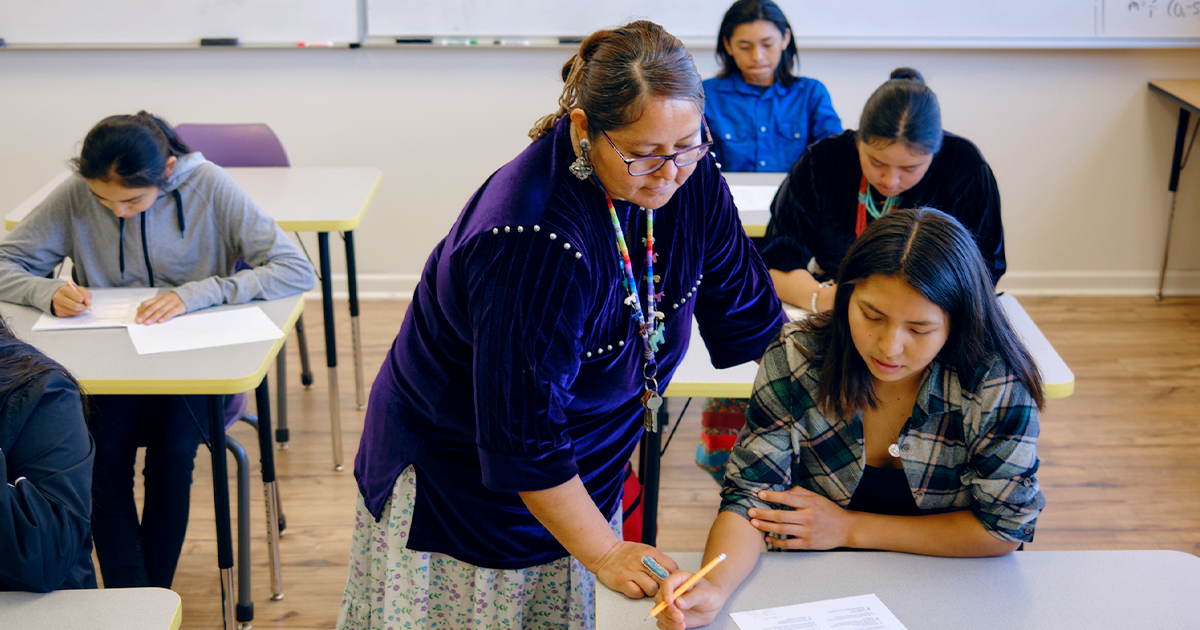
[345,230,366,410]
[255,378,285,600]
[640,398,666,547]
[1157,108,1192,301]
[295,315,314,388]
[318,233,345,471]
[275,341,289,449]
[209,395,236,630]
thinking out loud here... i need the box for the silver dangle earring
[570,138,593,180]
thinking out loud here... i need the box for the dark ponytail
[858,67,943,155]
[71,111,191,189]
[0,316,85,405]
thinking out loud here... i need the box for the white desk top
[5,167,382,233]
[0,294,303,395]
[599,550,1200,630]
[723,171,786,239]
[666,295,1073,399]
[0,587,182,630]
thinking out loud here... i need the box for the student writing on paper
[704,0,841,173]
[341,21,784,630]
[654,209,1044,630]
[0,112,315,589]
[762,68,1005,314]
[0,319,96,592]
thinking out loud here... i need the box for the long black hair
[71,111,191,188]
[798,207,1043,418]
[858,68,943,154]
[0,317,84,404]
[715,0,799,88]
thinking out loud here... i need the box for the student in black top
[0,318,95,592]
[762,67,1004,314]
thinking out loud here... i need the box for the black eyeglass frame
[599,120,714,177]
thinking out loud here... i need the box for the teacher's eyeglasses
[600,122,714,177]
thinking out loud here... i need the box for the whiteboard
[365,0,1200,47]
[0,0,360,46]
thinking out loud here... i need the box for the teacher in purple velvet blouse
[338,20,784,630]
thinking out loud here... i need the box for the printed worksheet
[31,288,159,331]
[730,594,909,630]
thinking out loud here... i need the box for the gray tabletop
[598,550,1200,629]
[0,293,303,395]
[0,587,181,630]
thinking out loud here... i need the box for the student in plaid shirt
[654,208,1045,629]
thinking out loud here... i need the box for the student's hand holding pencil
[51,279,91,317]
[650,554,727,629]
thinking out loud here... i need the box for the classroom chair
[224,390,286,629]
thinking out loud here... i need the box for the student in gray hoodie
[0,112,316,588]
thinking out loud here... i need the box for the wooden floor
[145,296,1200,629]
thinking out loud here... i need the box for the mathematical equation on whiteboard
[1125,0,1200,19]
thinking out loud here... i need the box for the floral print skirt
[337,466,621,630]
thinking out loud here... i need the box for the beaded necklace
[602,189,666,429]
[855,175,901,236]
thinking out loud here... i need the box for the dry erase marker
[436,37,478,45]
[297,41,334,47]
[641,556,669,581]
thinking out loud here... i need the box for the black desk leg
[295,314,314,388]
[640,398,667,547]
[254,377,285,600]
[275,340,289,449]
[318,233,345,471]
[208,395,236,630]
[344,230,366,410]
[1158,108,1191,301]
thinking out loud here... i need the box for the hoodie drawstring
[140,213,156,288]
[173,189,184,234]
[118,218,125,278]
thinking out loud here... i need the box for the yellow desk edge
[76,297,304,396]
[273,171,382,233]
[742,223,766,238]
[168,590,183,630]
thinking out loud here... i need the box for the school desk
[0,587,182,630]
[0,294,303,630]
[723,171,787,238]
[597,550,1200,629]
[637,295,1074,546]
[4,166,381,471]
[1148,80,1200,301]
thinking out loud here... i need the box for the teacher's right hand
[593,540,678,599]
[653,571,726,630]
[51,283,92,317]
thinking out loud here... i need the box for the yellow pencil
[644,553,727,621]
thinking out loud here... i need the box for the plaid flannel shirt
[720,323,1045,543]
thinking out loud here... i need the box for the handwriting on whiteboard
[1126,0,1200,19]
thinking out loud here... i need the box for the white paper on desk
[126,307,283,355]
[728,185,778,211]
[730,593,908,630]
[32,288,159,331]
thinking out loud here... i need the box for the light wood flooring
[131,296,1200,629]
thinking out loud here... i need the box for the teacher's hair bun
[889,67,925,83]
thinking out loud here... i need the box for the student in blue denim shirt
[655,208,1045,629]
[703,0,842,173]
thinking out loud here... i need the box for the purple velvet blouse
[354,117,785,569]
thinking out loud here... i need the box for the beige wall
[1,45,1198,297]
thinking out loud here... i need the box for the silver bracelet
[810,281,833,313]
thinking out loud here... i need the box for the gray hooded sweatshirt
[0,153,316,314]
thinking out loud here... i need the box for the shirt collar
[722,72,780,97]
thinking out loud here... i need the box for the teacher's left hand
[747,486,854,550]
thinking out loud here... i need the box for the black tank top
[846,465,921,517]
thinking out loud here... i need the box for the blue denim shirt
[704,73,842,173]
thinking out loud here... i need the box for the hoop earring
[570,137,593,180]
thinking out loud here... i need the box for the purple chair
[175,123,296,624]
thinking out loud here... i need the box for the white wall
[0,45,1198,297]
